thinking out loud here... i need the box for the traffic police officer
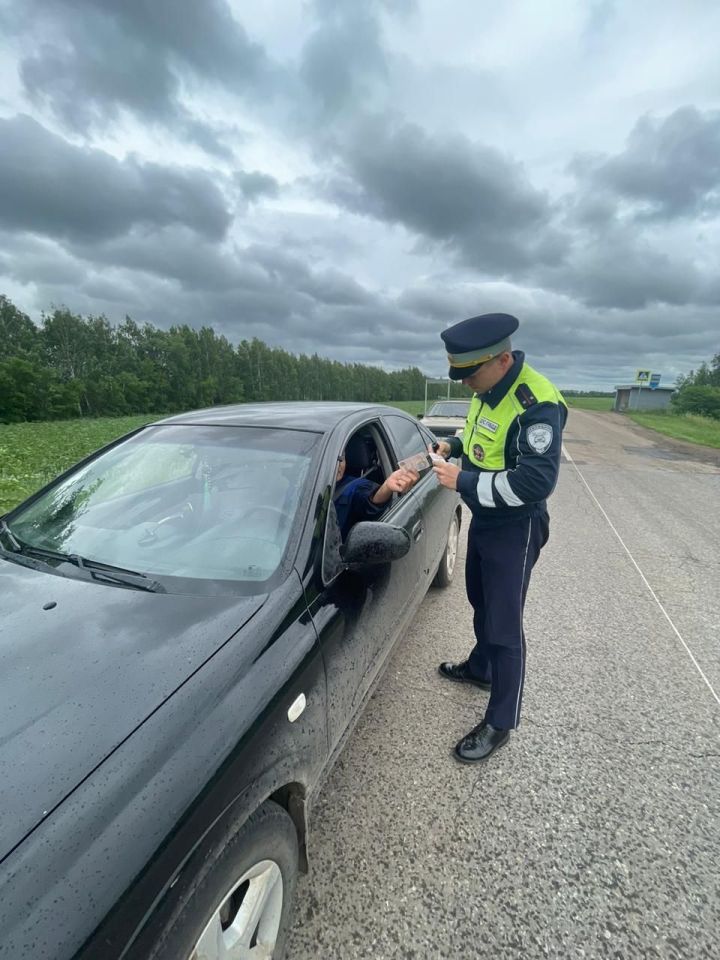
[431,313,568,763]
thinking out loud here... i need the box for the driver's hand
[386,468,419,493]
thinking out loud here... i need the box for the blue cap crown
[441,313,519,380]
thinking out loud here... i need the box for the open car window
[5,425,321,595]
[322,422,394,583]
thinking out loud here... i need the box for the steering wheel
[239,505,287,525]
[137,501,195,547]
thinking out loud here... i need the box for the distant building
[613,384,674,412]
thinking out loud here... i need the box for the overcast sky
[1,0,719,389]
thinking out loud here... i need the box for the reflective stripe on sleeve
[495,471,525,507]
[475,472,495,508]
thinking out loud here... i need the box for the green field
[385,400,426,416]
[565,396,614,411]
[626,412,720,449]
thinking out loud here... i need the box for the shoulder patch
[526,423,554,455]
[515,383,538,409]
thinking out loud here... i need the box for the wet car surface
[0,402,461,960]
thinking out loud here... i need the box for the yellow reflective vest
[462,362,567,470]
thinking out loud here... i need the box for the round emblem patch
[472,443,485,462]
[526,423,554,455]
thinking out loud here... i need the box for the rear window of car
[427,402,470,417]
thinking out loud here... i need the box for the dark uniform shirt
[333,475,383,539]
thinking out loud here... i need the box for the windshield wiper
[75,558,163,592]
[86,568,164,592]
[13,542,87,568]
[0,528,164,592]
[49,555,165,592]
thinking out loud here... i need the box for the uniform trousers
[466,511,549,730]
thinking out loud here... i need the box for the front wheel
[147,802,298,960]
[432,510,460,588]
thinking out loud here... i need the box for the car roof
[152,401,405,432]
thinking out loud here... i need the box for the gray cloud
[13,0,279,152]
[235,171,280,202]
[537,233,708,310]
[300,2,389,118]
[582,0,617,44]
[323,116,568,275]
[0,115,231,242]
[570,107,720,221]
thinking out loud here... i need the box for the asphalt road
[286,409,720,960]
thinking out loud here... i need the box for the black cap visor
[448,362,483,381]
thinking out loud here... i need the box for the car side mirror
[341,522,411,566]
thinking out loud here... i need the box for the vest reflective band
[462,364,567,470]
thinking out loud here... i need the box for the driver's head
[336,451,346,482]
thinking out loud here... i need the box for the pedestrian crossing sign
[635,369,651,384]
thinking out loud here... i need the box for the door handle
[412,520,424,541]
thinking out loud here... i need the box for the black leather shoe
[454,721,510,763]
[438,660,491,691]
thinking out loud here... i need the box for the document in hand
[398,452,432,472]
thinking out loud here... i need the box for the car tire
[432,510,460,588]
[146,801,299,960]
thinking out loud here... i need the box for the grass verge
[625,411,720,449]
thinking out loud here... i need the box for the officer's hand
[386,468,419,493]
[433,460,461,490]
[429,440,451,459]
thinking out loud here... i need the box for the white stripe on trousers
[513,517,533,727]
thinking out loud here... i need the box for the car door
[303,419,426,751]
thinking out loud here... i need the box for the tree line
[0,295,468,423]
[673,353,720,419]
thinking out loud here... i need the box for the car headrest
[344,434,374,476]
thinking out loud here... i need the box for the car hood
[0,558,266,863]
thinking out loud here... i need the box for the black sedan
[0,402,461,960]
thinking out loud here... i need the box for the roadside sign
[649,373,662,390]
[635,369,651,384]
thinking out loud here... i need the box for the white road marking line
[562,443,720,708]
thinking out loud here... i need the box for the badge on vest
[476,417,499,434]
[472,443,485,461]
[526,423,553,454]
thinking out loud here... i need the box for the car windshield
[4,424,320,590]
[427,401,470,417]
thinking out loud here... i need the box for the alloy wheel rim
[446,516,459,577]
[189,859,283,960]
